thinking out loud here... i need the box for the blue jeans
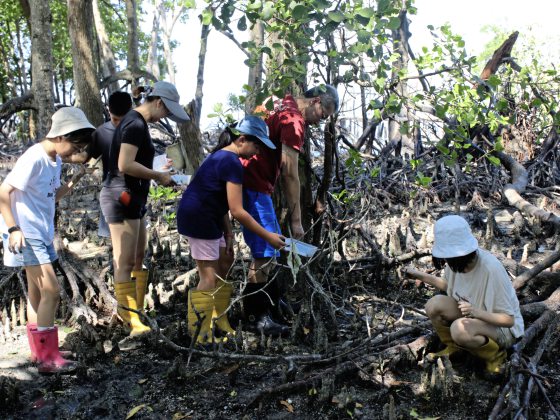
[2,234,58,267]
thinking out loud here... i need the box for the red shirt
[241,95,305,194]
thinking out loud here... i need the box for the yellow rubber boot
[187,289,225,345]
[132,270,149,313]
[115,281,151,336]
[469,337,507,374]
[426,325,461,361]
[213,283,235,335]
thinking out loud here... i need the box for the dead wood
[0,93,36,122]
[513,249,560,290]
[479,32,519,82]
[521,287,560,318]
[496,150,560,227]
[489,310,559,419]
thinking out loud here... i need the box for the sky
[157,0,558,129]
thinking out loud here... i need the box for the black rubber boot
[243,283,290,338]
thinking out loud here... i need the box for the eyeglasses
[317,102,330,120]
[71,143,88,154]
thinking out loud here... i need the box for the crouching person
[403,215,524,376]
[0,107,95,374]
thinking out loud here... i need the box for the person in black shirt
[100,81,189,337]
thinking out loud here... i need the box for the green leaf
[292,5,308,20]
[261,1,275,20]
[486,155,501,166]
[327,11,345,23]
[201,8,213,25]
[387,16,401,30]
[357,7,375,18]
[247,1,262,11]
[237,15,247,31]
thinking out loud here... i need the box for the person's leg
[450,317,507,374]
[109,219,150,335]
[25,264,60,328]
[425,294,462,328]
[217,246,234,281]
[132,218,149,310]
[109,219,141,283]
[450,318,501,349]
[134,217,148,271]
[196,259,220,291]
[26,279,40,324]
[187,237,232,343]
[25,263,75,373]
[424,295,463,359]
[248,257,274,284]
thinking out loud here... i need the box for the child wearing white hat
[403,215,524,375]
[0,106,95,374]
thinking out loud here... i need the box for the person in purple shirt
[177,116,285,345]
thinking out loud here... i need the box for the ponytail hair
[211,123,240,153]
[211,121,262,153]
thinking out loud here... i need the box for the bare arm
[0,182,25,252]
[226,182,285,249]
[61,150,90,164]
[56,165,86,202]
[403,267,448,291]
[280,144,303,238]
[457,301,515,327]
[118,143,171,185]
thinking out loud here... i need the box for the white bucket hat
[46,107,95,138]
[432,215,478,258]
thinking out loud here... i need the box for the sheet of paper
[171,174,191,185]
[284,238,318,257]
[153,154,169,172]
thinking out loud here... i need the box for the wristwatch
[8,225,21,234]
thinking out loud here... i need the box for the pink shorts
[186,236,226,261]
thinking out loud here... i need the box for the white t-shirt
[0,143,61,243]
[445,248,525,339]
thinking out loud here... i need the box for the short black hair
[108,91,133,117]
[63,128,94,145]
[433,250,478,273]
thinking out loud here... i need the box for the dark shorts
[100,186,147,223]
[242,189,280,259]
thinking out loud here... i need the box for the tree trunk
[177,100,204,173]
[387,7,414,157]
[29,0,55,139]
[194,22,210,127]
[92,0,119,94]
[146,3,161,81]
[125,0,140,74]
[245,21,264,112]
[67,0,104,127]
[160,4,186,85]
[176,12,210,173]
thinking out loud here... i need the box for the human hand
[8,230,25,254]
[290,221,304,239]
[401,266,423,280]
[155,171,172,186]
[225,234,235,256]
[162,158,174,172]
[267,232,286,250]
[457,300,477,318]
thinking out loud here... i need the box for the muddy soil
[0,151,559,419]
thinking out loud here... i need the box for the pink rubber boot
[31,327,77,374]
[26,323,38,362]
[26,323,73,363]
